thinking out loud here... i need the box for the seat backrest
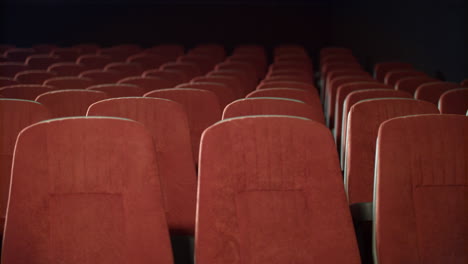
[0,77,18,87]
[87,84,145,98]
[192,75,243,97]
[36,90,108,117]
[126,53,167,69]
[1,117,173,264]
[0,85,55,100]
[334,82,391,149]
[196,115,361,264]
[117,76,173,93]
[176,82,235,109]
[0,99,50,229]
[33,44,58,54]
[143,69,186,86]
[87,98,196,234]
[223,97,324,123]
[160,62,202,80]
[257,80,317,94]
[44,77,95,90]
[144,88,221,163]
[384,70,426,86]
[340,89,413,168]
[50,48,81,61]
[72,43,100,53]
[345,99,439,204]
[394,76,437,94]
[373,62,413,82]
[438,88,468,114]
[247,87,320,107]
[0,63,30,78]
[76,54,113,69]
[4,48,36,61]
[25,55,62,70]
[47,63,91,77]
[79,69,122,85]
[374,114,467,264]
[104,62,144,77]
[415,82,460,104]
[15,70,58,84]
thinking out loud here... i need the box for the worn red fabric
[2,117,173,264]
[340,89,413,168]
[104,62,144,77]
[87,98,197,234]
[117,76,173,93]
[192,75,244,97]
[375,114,467,264]
[0,85,54,100]
[438,88,468,114]
[334,82,391,149]
[324,69,369,89]
[87,84,145,98]
[47,63,92,77]
[394,76,437,94]
[247,87,320,107]
[321,62,361,77]
[0,77,18,87]
[15,70,58,84]
[345,99,439,204]
[325,75,375,127]
[373,62,413,82]
[223,97,324,123]
[144,88,221,163]
[36,90,108,117]
[384,70,426,86]
[25,55,62,70]
[415,82,460,105]
[0,63,30,78]
[177,82,235,109]
[44,77,95,90]
[79,69,122,85]
[196,116,361,263]
[0,99,50,233]
[76,55,114,69]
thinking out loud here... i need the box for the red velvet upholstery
[50,48,81,61]
[126,53,168,69]
[196,116,361,263]
[415,82,460,104]
[1,117,173,264]
[215,61,258,83]
[104,62,144,77]
[334,82,391,149]
[76,55,114,69]
[176,82,236,108]
[227,54,267,77]
[87,84,145,98]
[117,76,173,93]
[345,99,439,204]
[143,69,187,86]
[160,62,202,80]
[325,69,369,89]
[0,99,50,233]
[394,76,437,94]
[15,70,58,84]
[384,70,426,86]
[0,77,19,87]
[79,69,122,85]
[223,97,324,123]
[270,61,313,73]
[192,75,243,97]
[374,114,467,264]
[267,69,313,80]
[438,88,468,114]
[0,85,54,100]
[0,63,30,78]
[325,76,376,127]
[264,74,313,84]
[4,48,36,61]
[47,63,91,77]
[340,89,413,168]
[144,88,221,163]
[247,87,320,107]
[177,54,217,74]
[44,77,95,90]
[36,90,108,117]
[87,98,197,234]
[208,70,254,92]
[373,62,413,82]
[257,80,317,94]
[25,55,62,70]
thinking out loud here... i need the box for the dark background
[1,0,466,81]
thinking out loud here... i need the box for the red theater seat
[196,116,361,264]
[79,69,122,84]
[118,76,173,93]
[143,69,187,86]
[87,98,197,234]
[0,45,15,54]
[344,99,439,205]
[15,70,58,84]
[144,88,221,163]
[176,82,235,109]
[36,90,108,117]
[147,44,185,60]
[223,97,324,123]
[384,70,426,86]
[438,88,468,114]
[0,99,50,233]
[0,77,19,87]
[414,82,460,104]
[192,75,243,98]
[50,48,81,61]
[47,63,91,77]
[76,54,114,69]
[207,70,254,93]
[177,54,218,74]
[72,43,100,54]
[0,85,54,100]
[374,114,467,264]
[87,84,145,98]
[33,44,58,53]
[257,80,317,94]
[394,76,437,94]
[160,62,202,81]
[2,117,173,263]
[98,48,138,61]
[44,77,95,90]
[4,48,36,62]
[0,63,30,78]
[374,62,413,82]
[215,61,258,84]
[127,53,168,69]
[340,89,413,168]
[104,62,144,77]
[25,55,62,70]
[247,87,320,107]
